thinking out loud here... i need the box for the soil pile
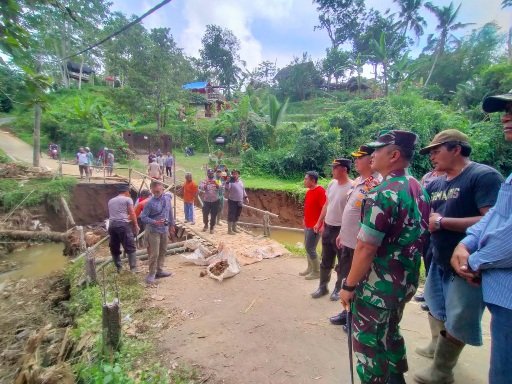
[0,163,52,179]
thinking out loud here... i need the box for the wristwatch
[341,278,356,292]
[434,216,443,230]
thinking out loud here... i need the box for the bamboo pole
[237,222,304,233]
[242,204,279,218]
[72,234,110,263]
[60,196,76,226]
[130,169,173,187]
[96,246,187,271]
[1,190,36,224]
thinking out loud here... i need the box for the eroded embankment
[174,188,303,228]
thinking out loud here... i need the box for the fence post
[85,248,97,285]
[102,299,121,355]
[128,167,132,186]
[263,212,271,237]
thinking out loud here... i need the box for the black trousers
[108,222,136,268]
[334,246,354,282]
[227,199,243,222]
[165,166,172,177]
[202,200,219,229]
[320,224,343,286]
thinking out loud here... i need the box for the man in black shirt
[414,129,503,384]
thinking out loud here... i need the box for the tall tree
[502,0,512,62]
[353,10,407,85]
[253,61,277,86]
[322,48,351,85]
[275,53,323,101]
[393,0,427,41]
[313,0,367,49]
[424,1,474,86]
[199,25,241,98]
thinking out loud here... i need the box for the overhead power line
[62,0,172,61]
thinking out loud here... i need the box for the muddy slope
[68,184,117,225]
[240,189,302,227]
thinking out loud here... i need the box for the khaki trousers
[147,231,168,276]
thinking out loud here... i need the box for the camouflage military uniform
[353,169,430,384]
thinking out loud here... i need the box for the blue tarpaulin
[182,81,208,90]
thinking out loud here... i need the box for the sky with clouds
[111,0,511,71]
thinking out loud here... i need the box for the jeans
[488,304,512,384]
[184,202,194,222]
[304,228,320,260]
[424,262,485,345]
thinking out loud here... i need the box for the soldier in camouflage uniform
[340,130,430,384]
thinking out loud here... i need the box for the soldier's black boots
[311,267,330,298]
[329,310,347,325]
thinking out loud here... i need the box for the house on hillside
[182,81,225,118]
[67,61,94,83]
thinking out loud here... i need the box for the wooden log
[95,246,188,271]
[0,230,66,242]
[102,299,121,355]
[60,196,76,226]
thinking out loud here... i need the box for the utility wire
[62,0,172,61]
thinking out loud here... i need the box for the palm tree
[393,0,427,41]
[424,1,474,86]
[370,33,390,96]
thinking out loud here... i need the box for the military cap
[351,145,375,158]
[367,130,418,151]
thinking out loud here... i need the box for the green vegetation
[0,176,76,210]
[0,149,9,164]
[66,260,201,383]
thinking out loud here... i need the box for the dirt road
[0,122,490,383]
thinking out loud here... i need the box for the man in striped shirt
[451,92,512,384]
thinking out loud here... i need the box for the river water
[0,229,308,284]
[250,227,323,253]
[0,243,66,283]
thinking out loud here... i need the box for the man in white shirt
[311,158,352,299]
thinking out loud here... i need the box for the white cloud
[180,0,298,70]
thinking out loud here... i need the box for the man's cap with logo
[482,90,512,113]
[351,145,375,158]
[117,184,130,193]
[419,129,469,155]
[331,158,352,169]
[367,130,418,151]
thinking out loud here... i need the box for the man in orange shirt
[183,172,198,225]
